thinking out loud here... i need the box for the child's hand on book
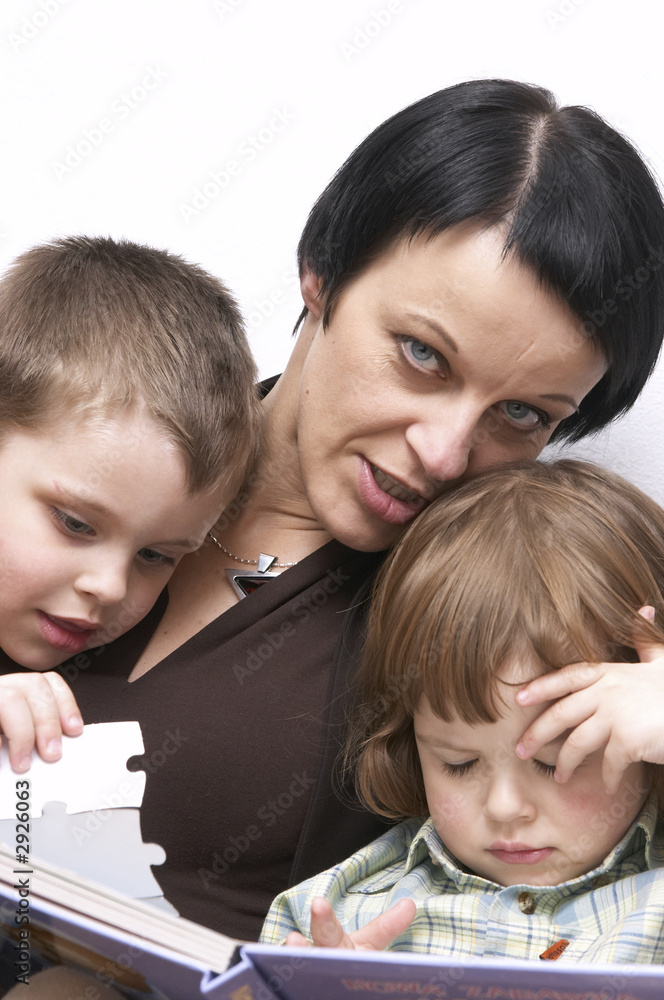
[515,606,664,794]
[285,896,416,951]
[0,672,83,772]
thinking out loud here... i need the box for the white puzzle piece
[0,721,175,908]
[0,721,146,818]
[0,800,166,898]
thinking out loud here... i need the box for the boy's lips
[37,611,101,654]
[357,459,429,525]
[487,842,554,865]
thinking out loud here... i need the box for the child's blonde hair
[0,236,260,495]
[351,460,664,819]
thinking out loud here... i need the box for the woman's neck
[213,342,332,565]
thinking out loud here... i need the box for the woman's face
[295,224,607,551]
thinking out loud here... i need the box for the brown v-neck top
[0,539,390,940]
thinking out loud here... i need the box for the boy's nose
[75,560,129,607]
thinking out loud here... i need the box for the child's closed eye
[532,759,557,778]
[440,759,478,777]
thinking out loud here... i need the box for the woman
[11,79,664,941]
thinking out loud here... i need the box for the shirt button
[518,891,536,914]
[592,874,611,889]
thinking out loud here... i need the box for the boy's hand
[0,672,83,772]
[515,607,664,794]
[285,897,416,951]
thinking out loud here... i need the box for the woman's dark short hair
[297,79,664,442]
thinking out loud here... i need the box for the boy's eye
[51,508,94,536]
[533,759,557,778]
[138,547,176,568]
[441,759,477,777]
[496,400,551,432]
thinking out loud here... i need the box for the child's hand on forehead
[285,896,416,951]
[0,672,83,773]
[515,607,664,794]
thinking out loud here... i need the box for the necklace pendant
[226,553,279,600]
[256,552,278,573]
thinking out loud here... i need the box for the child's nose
[483,768,537,824]
[75,559,129,607]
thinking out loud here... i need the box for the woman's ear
[300,269,325,320]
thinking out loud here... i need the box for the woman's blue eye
[400,337,442,373]
[499,400,550,431]
[411,340,435,362]
[139,547,175,567]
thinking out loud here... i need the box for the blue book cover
[242,943,664,1000]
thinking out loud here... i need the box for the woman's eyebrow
[538,391,579,409]
[405,312,459,353]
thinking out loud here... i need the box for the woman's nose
[405,407,478,483]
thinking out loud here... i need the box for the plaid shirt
[261,795,664,964]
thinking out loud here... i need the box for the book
[0,843,246,998]
[229,942,664,1000]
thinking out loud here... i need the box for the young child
[261,459,664,964]
[0,235,259,771]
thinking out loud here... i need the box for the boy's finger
[43,673,84,734]
[353,899,417,951]
[0,695,37,773]
[20,680,69,763]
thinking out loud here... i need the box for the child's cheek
[427,788,475,841]
[556,766,648,838]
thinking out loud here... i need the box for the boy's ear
[300,269,325,320]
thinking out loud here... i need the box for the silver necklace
[207,530,298,599]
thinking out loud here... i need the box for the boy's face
[0,409,225,670]
[414,668,649,886]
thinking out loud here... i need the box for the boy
[0,235,259,771]
[261,461,664,964]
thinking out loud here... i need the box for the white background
[1,0,662,499]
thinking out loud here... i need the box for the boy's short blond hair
[351,460,664,819]
[0,236,260,494]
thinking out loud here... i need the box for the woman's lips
[487,844,554,865]
[37,612,100,654]
[357,458,429,525]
